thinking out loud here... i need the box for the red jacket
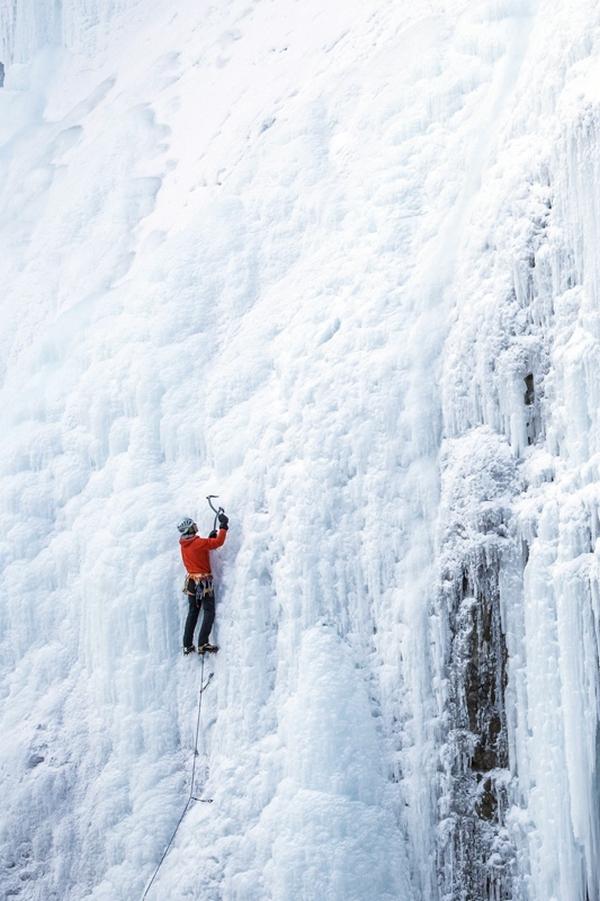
[179,529,227,575]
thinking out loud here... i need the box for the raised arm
[202,527,227,550]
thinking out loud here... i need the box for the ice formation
[1,1,600,899]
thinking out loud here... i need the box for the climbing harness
[183,573,214,599]
[141,657,214,900]
[206,494,225,533]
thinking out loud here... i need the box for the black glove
[218,512,229,530]
[208,529,218,539]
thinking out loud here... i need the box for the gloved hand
[208,530,218,539]
[218,512,229,530]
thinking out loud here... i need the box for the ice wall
[440,3,600,898]
[0,0,145,63]
[1,1,600,900]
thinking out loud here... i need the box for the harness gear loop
[183,573,214,598]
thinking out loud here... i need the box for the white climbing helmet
[177,516,196,535]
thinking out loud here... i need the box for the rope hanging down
[141,657,214,900]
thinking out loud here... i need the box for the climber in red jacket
[177,513,228,655]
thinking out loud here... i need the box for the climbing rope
[141,657,214,900]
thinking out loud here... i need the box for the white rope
[141,657,213,899]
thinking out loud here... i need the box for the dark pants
[183,580,215,648]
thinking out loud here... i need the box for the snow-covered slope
[1,2,600,899]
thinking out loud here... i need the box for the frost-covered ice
[2,1,600,899]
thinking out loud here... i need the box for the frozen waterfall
[1,1,600,899]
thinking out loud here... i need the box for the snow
[2,0,600,899]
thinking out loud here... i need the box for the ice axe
[206,495,225,533]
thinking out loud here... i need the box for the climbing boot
[183,645,196,655]
[198,643,219,655]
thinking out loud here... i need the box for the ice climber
[177,513,229,655]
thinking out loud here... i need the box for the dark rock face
[439,560,513,901]
[436,429,519,901]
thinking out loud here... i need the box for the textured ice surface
[1,1,600,900]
